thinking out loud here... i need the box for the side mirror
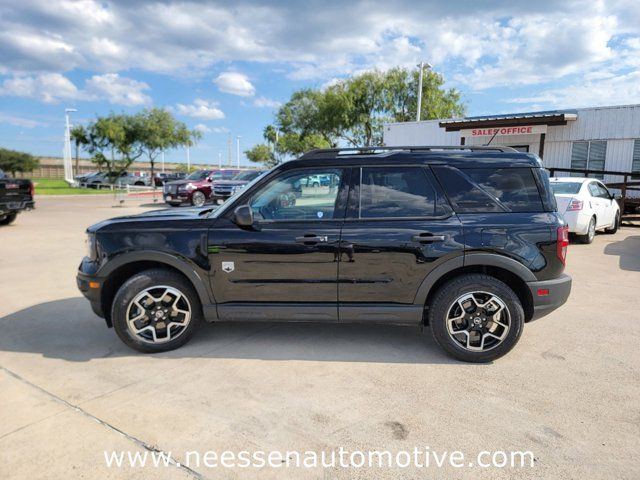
[233,205,255,228]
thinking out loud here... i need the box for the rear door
[338,165,463,322]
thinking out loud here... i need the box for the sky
[1,0,639,166]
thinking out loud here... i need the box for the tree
[247,66,466,157]
[0,148,39,177]
[134,108,200,187]
[245,144,275,167]
[70,125,89,176]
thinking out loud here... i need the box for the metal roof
[439,109,578,131]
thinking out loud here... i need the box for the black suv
[77,146,571,362]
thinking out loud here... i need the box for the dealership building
[383,104,640,182]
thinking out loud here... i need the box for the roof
[439,109,578,131]
[284,146,542,169]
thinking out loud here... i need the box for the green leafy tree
[245,144,276,168]
[134,108,201,186]
[0,148,39,176]
[247,66,465,157]
[70,125,89,175]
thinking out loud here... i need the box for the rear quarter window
[432,166,544,213]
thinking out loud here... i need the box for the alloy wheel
[445,291,511,352]
[125,286,192,344]
[192,191,206,207]
[588,218,596,243]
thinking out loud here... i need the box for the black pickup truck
[0,170,35,225]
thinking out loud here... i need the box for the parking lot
[1,195,639,479]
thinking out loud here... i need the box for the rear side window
[359,167,436,218]
[433,166,544,213]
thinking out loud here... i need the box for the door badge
[222,262,235,273]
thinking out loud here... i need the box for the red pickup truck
[163,169,240,207]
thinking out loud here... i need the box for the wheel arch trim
[98,250,212,305]
[413,253,535,305]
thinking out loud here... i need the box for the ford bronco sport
[77,146,571,362]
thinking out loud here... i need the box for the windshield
[186,170,210,180]
[233,170,260,181]
[550,182,582,194]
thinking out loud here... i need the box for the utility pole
[236,136,241,169]
[416,62,432,122]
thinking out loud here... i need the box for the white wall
[384,105,640,179]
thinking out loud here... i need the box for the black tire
[429,274,525,363]
[604,212,619,234]
[111,269,202,353]
[134,181,144,186]
[312,182,320,187]
[191,190,206,207]
[0,213,17,225]
[576,216,596,244]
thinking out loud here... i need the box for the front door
[209,167,349,322]
[338,166,464,323]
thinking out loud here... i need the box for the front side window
[359,167,437,218]
[249,168,344,221]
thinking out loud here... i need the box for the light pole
[416,62,432,122]
[63,108,77,183]
[218,151,222,169]
[236,136,241,169]
[186,145,191,171]
[161,150,165,173]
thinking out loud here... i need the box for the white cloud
[0,73,80,103]
[175,99,225,119]
[193,123,210,133]
[213,72,255,96]
[0,72,151,105]
[84,73,151,106]
[0,113,46,128]
[253,96,281,108]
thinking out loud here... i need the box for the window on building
[570,141,607,179]
[632,140,640,177]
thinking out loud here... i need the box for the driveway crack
[0,366,207,480]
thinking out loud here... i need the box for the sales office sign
[460,125,547,137]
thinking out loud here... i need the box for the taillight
[557,226,569,265]
[566,199,583,211]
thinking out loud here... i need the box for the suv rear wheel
[111,269,202,353]
[429,274,524,363]
[0,213,17,225]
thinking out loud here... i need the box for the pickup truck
[0,169,35,225]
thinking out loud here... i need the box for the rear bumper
[562,210,592,235]
[0,199,35,214]
[527,274,572,321]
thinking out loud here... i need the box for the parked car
[85,171,151,188]
[77,146,572,362]
[302,174,331,187]
[550,177,620,244]
[210,170,264,204]
[163,169,240,207]
[75,171,98,183]
[153,172,186,187]
[0,169,35,225]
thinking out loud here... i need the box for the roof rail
[299,145,518,159]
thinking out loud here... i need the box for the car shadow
[0,297,457,365]
[603,235,640,271]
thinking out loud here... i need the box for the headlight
[178,183,196,191]
[231,185,245,195]
[86,233,97,260]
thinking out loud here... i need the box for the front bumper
[527,273,572,321]
[77,257,105,318]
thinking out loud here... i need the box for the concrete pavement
[0,196,639,479]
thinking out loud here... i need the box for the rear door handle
[412,233,446,243]
[295,234,328,245]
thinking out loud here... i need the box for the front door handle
[295,234,328,245]
[412,233,446,243]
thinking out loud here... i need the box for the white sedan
[550,177,620,244]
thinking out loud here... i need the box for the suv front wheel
[429,274,524,363]
[111,269,202,353]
